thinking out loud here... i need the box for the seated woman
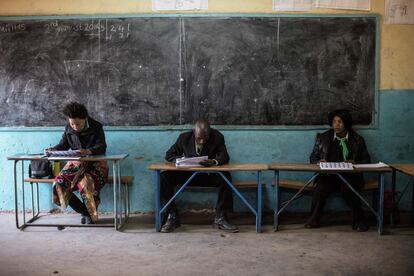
[307,109,371,232]
[47,102,107,224]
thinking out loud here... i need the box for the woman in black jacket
[307,109,371,231]
[48,102,108,224]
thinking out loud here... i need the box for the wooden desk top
[390,164,414,177]
[148,163,268,171]
[269,163,392,173]
[7,154,129,161]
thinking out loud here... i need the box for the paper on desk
[319,162,354,170]
[175,155,208,167]
[353,162,389,169]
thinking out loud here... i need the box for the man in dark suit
[160,119,238,233]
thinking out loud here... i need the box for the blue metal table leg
[155,170,161,232]
[378,172,385,235]
[13,160,21,229]
[256,171,262,233]
[391,169,396,226]
[411,177,414,225]
[274,170,279,231]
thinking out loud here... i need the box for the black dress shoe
[352,221,368,232]
[81,215,94,225]
[161,213,180,233]
[304,220,320,229]
[213,216,239,233]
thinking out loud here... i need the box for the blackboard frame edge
[0,12,381,21]
[0,13,381,130]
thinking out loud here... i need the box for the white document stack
[175,156,208,167]
[319,162,354,170]
[45,150,82,160]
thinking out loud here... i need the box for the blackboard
[0,16,376,126]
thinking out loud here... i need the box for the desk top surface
[390,164,414,176]
[269,163,393,173]
[7,154,129,161]
[148,163,268,171]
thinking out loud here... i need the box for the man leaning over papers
[159,119,238,233]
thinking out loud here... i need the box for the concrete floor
[0,212,413,276]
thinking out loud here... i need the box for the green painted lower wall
[1,90,413,213]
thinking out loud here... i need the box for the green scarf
[336,136,349,161]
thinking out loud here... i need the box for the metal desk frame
[149,163,268,233]
[390,164,414,226]
[7,154,129,231]
[270,163,392,235]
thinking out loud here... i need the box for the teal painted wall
[1,90,413,213]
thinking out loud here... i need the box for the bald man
[160,119,238,233]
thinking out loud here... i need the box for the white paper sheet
[152,0,208,11]
[314,0,370,11]
[386,0,414,24]
[319,162,354,170]
[273,0,313,11]
[353,162,389,169]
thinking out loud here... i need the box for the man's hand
[199,159,217,167]
[79,149,92,155]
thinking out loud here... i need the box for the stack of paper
[319,162,354,170]
[175,156,208,167]
[353,162,389,169]
[45,150,82,160]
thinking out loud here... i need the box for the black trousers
[309,174,366,224]
[160,171,233,215]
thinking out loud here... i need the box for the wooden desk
[148,163,268,233]
[390,164,414,225]
[269,163,392,235]
[7,154,129,231]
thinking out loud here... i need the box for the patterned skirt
[53,160,108,222]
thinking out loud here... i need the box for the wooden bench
[24,176,134,216]
[184,181,265,190]
[185,179,378,190]
[185,179,378,208]
[24,176,134,185]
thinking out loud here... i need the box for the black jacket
[52,117,106,155]
[310,129,370,164]
[165,128,230,165]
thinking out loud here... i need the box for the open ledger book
[175,156,208,167]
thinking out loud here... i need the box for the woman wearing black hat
[306,109,371,231]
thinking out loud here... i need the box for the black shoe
[161,213,180,233]
[81,215,94,225]
[352,221,368,232]
[304,220,320,229]
[213,216,239,233]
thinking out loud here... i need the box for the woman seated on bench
[307,109,371,232]
[46,102,107,224]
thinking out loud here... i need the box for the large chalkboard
[0,16,376,126]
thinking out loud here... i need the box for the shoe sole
[212,223,239,233]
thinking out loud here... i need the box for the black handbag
[28,160,53,178]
